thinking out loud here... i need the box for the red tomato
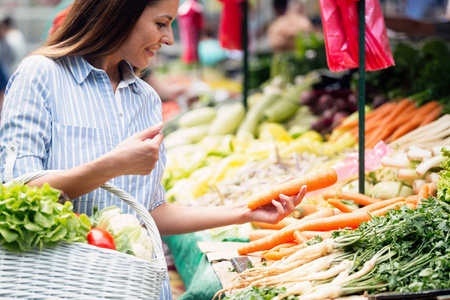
[87,228,116,250]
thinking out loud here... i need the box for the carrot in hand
[247,168,338,209]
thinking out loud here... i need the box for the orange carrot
[252,217,298,230]
[427,182,436,197]
[419,104,443,126]
[247,168,338,209]
[334,102,396,131]
[359,197,406,212]
[293,207,335,223]
[293,230,308,244]
[327,199,356,213]
[262,242,298,254]
[418,184,430,200]
[406,195,419,205]
[238,209,334,255]
[262,243,306,260]
[294,204,319,219]
[323,190,381,206]
[387,119,421,142]
[364,99,414,148]
[301,231,332,240]
[370,201,407,216]
[406,203,417,210]
[388,101,439,142]
[249,229,278,242]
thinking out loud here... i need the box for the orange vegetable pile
[240,182,436,260]
[331,99,443,149]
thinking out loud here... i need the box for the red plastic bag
[178,0,204,63]
[320,0,395,72]
[218,0,244,50]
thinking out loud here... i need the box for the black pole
[358,0,366,194]
[241,0,249,110]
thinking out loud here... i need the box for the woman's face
[117,0,179,68]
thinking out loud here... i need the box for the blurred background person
[1,16,27,70]
[0,20,14,73]
[267,0,313,52]
[0,19,14,119]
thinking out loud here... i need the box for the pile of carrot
[238,184,436,258]
[330,99,443,149]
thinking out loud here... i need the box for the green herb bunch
[223,286,297,300]
[437,147,450,203]
[0,183,91,252]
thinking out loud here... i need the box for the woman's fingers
[271,199,285,215]
[293,185,308,206]
[135,122,164,140]
[279,194,295,212]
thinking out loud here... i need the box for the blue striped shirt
[0,55,172,299]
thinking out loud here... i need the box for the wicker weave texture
[0,242,165,299]
[1,171,168,299]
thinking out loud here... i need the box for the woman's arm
[27,124,164,199]
[151,186,307,236]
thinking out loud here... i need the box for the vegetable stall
[1,2,450,300]
[158,29,450,298]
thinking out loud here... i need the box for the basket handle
[5,170,166,266]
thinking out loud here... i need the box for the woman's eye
[157,23,166,28]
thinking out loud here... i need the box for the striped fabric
[0,55,172,300]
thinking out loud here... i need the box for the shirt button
[119,113,124,117]
[11,147,15,151]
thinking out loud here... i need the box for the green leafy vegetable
[437,147,450,202]
[0,183,91,252]
[224,286,296,300]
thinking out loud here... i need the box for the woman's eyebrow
[159,14,173,21]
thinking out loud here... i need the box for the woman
[0,0,306,298]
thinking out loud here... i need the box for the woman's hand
[98,122,164,177]
[239,185,307,225]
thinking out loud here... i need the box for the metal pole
[241,0,249,110]
[358,0,366,194]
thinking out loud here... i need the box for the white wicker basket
[0,170,167,299]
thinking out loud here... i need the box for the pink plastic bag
[320,0,395,72]
[178,0,204,63]
[332,141,394,182]
[218,0,244,50]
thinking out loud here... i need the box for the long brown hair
[33,0,163,58]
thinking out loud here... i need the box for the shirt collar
[65,56,141,95]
